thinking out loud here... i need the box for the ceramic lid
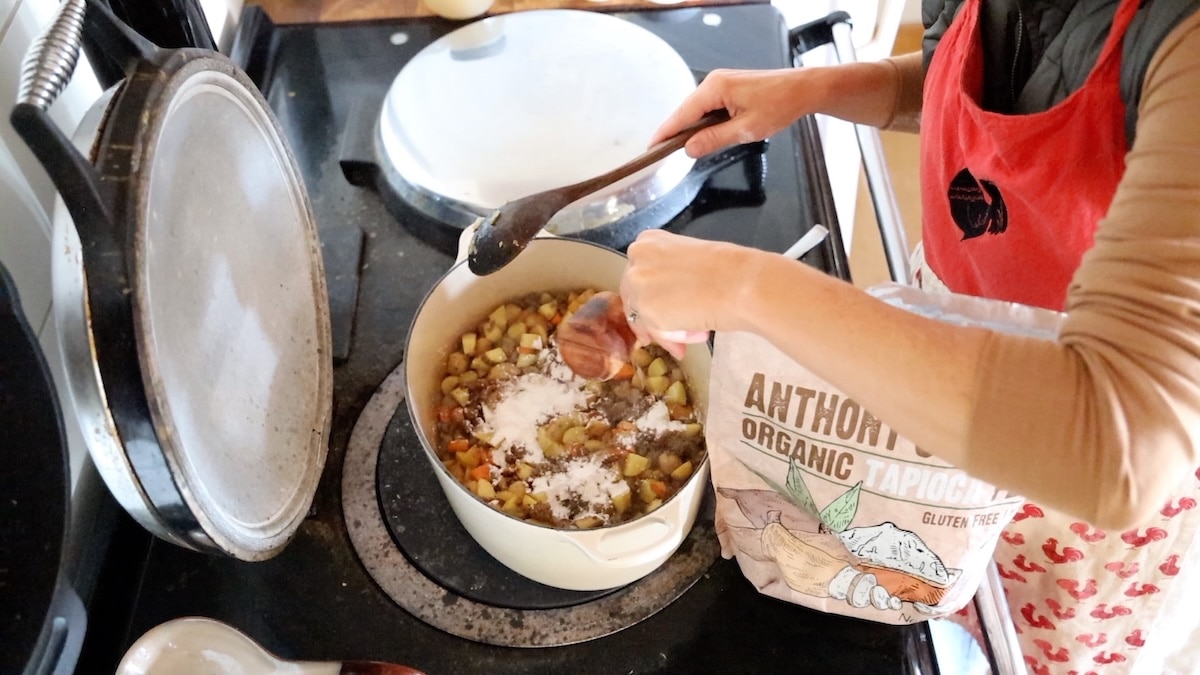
[377,9,698,235]
[91,51,333,561]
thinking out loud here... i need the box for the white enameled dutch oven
[404,236,711,591]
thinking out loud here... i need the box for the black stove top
[69,5,942,673]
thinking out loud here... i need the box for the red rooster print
[1159,554,1181,576]
[997,564,1026,584]
[1002,530,1025,546]
[1120,527,1168,548]
[1125,629,1146,648]
[1043,538,1085,564]
[1069,522,1106,543]
[1014,503,1045,522]
[1092,652,1127,665]
[1103,561,1139,579]
[1090,604,1133,620]
[1014,554,1047,573]
[1123,582,1159,597]
[1046,598,1076,620]
[1075,633,1107,648]
[1021,603,1056,629]
[1033,639,1071,662]
[1057,578,1098,600]
[1160,497,1196,518]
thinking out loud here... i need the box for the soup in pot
[432,288,706,529]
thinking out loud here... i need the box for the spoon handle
[559,109,732,202]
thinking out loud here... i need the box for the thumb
[683,121,756,158]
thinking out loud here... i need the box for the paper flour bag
[704,283,1060,625]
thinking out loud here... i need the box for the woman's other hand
[619,230,756,348]
[649,68,811,158]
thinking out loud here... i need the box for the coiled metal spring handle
[17,0,86,110]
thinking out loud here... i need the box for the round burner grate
[342,360,719,647]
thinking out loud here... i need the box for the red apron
[919,0,1139,310]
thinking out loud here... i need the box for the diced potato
[449,387,471,406]
[440,375,460,395]
[508,481,527,496]
[624,453,650,476]
[484,324,503,343]
[531,492,549,503]
[489,305,508,328]
[522,494,539,508]
[488,363,520,380]
[657,453,682,475]
[517,463,534,480]
[515,352,538,369]
[506,322,527,340]
[496,490,515,502]
[644,375,670,396]
[459,371,479,385]
[470,427,493,443]
[638,479,658,503]
[671,460,694,481]
[630,346,654,369]
[667,403,693,421]
[470,355,489,372]
[537,301,558,319]
[561,426,588,446]
[446,352,469,375]
[484,347,508,364]
[663,380,688,406]
[684,423,704,437]
[476,479,496,499]
[612,489,631,514]
[646,498,663,512]
[646,357,669,378]
[519,333,542,350]
[583,439,605,452]
[461,333,477,356]
[574,516,603,529]
[505,303,523,322]
[456,447,481,469]
[501,496,523,515]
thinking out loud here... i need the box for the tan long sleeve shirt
[880,13,1200,527]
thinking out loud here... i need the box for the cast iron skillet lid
[11,0,333,561]
[375,9,698,235]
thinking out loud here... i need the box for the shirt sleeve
[963,11,1200,528]
[881,51,925,133]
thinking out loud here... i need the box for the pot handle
[561,516,683,568]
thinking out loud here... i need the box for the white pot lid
[377,9,698,235]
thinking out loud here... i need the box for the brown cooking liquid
[556,291,637,380]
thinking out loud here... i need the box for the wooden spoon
[466,109,731,276]
[556,291,638,381]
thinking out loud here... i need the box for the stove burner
[342,361,720,647]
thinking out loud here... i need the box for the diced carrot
[469,464,492,481]
[612,362,635,380]
[650,480,669,498]
[550,312,562,326]
[436,406,453,423]
[447,438,470,453]
[517,346,538,354]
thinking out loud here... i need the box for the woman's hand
[619,230,758,349]
[650,68,814,158]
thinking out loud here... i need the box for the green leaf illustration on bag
[820,481,862,533]
[785,459,821,518]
